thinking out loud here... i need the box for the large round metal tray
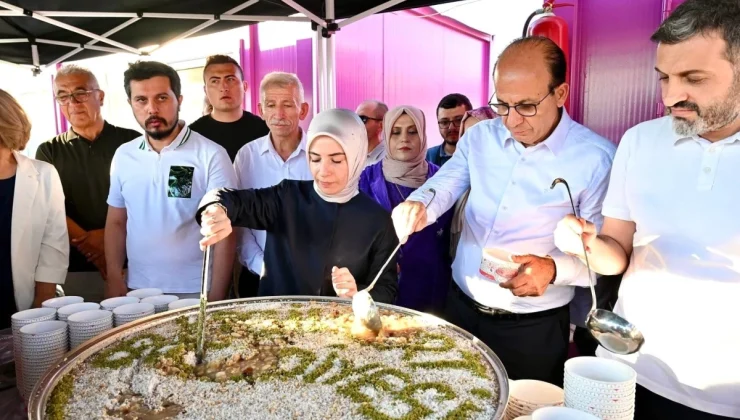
[28,296,509,419]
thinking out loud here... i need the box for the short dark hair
[124,60,181,99]
[203,54,244,80]
[651,0,740,64]
[437,93,473,113]
[498,36,567,91]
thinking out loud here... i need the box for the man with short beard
[426,93,472,166]
[190,55,269,162]
[554,0,740,418]
[104,61,237,301]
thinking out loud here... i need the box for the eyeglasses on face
[358,115,383,124]
[488,90,553,117]
[55,89,99,105]
[437,117,464,129]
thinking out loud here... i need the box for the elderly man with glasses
[391,36,616,386]
[355,100,389,166]
[36,65,140,302]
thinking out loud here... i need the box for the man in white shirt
[355,100,388,166]
[105,61,237,300]
[392,37,616,386]
[554,1,740,418]
[233,72,312,296]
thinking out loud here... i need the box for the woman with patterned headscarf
[359,105,453,315]
[197,108,398,304]
[450,107,497,261]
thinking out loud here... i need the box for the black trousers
[237,268,260,298]
[444,284,570,386]
[635,385,736,420]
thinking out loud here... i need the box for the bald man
[391,36,616,386]
[355,100,389,166]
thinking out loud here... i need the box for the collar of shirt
[368,141,386,160]
[503,109,572,156]
[65,121,113,144]
[259,129,306,160]
[438,143,453,157]
[672,127,740,147]
[138,120,191,152]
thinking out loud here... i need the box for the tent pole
[46,17,140,68]
[337,0,408,29]
[281,0,327,28]
[325,0,336,109]
[0,1,142,54]
[0,38,28,43]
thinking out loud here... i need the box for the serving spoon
[195,245,211,364]
[352,189,436,333]
[551,178,644,355]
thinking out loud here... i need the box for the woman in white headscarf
[197,108,398,303]
[358,105,452,315]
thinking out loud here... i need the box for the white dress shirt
[107,123,237,292]
[10,152,69,310]
[407,111,616,313]
[366,141,386,166]
[596,116,740,418]
[233,132,312,275]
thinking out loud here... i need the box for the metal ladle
[551,178,645,355]
[195,245,211,364]
[352,189,436,333]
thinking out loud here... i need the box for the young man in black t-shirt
[190,55,269,162]
[190,55,268,298]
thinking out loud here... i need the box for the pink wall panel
[334,15,385,111]
[565,0,663,144]
[244,9,490,140]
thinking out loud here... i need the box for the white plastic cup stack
[41,296,84,309]
[113,303,155,327]
[68,309,114,349]
[564,357,637,420]
[19,320,68,399]
[533,406,600,420]
[100,296,139,311]
[505,379,564,420]
[57,302,100,322]
[126,288,163,299]
[141,295,179,313]
[10,307,57,394]
[168,298,201,311]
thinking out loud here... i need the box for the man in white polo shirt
[233,72,312,297]
[104,61,237,300]
[554,0,740,418]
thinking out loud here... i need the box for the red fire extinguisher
[524,1,574,112]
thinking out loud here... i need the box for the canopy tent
[0,0,458,110]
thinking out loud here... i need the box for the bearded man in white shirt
[392,36,616,386]
[555,0,740,418]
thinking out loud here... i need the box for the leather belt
[451,282,567,320]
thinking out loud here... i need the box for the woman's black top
[198,180,398,303]
[0,176,17,329]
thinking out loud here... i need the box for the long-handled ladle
[352,189,436,333]
[551,178,645,355]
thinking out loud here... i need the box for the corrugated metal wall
[244,10,491,146]
[563,0,665,144]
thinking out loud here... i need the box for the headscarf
[381,105,429,188]
[450,107,498,259]
[306,108,368,204]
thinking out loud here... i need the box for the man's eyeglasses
[438,117,464,129]
[359,115,383,124]
[55,89,99,105]
[488,90,552,117]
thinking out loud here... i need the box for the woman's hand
[331,266,358,298]
[199,204,232,250]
